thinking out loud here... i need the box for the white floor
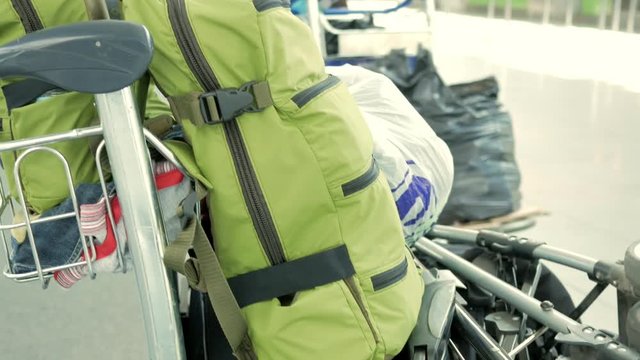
[431,14,640,334]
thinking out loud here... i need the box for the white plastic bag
[328,65,454,245]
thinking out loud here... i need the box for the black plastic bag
[366,48,521,223]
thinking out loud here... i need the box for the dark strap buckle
[198,81,271,124]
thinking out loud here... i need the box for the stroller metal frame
[415,225,640,359]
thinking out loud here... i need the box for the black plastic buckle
[198,82,261,124]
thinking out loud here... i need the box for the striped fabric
[54,162,184,288]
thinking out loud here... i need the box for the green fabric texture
[0,0,173,213]
[0,0,97,213]
[125,1,424,359]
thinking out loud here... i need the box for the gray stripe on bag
[228,245,355,307]
[254,0,290,12]
[291,75,341,108]
[371,258,409,291]
[342,160,380,197]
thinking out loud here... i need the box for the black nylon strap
[228,245,355,308]
[2,79,58,112]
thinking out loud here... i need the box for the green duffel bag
[0,0,171,214]
[0,0,99,214]
[125,1,424,359]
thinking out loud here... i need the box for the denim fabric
[11,184,104,274]
[12,173,191,274]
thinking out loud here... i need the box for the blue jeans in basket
[11,184,104,274]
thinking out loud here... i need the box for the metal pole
[425,0,436,28]
[565,0,574,26]
[532,246,597,274]
[428,225,599,275]
[415,238,578,334]
[628,0,638,32]
[429,225,478,243]
[542,0,552,24]
[453,303,513,360]
[306,0,326,57]
[96,88,186,360]
[508,326,549,357]
[504,0,512,20]
[612,0,622,30]
[598,0,609,29]
[488,0,496,19]
[0,126,102,153]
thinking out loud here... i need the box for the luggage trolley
[0,21,186,360]
[305,0,436,58]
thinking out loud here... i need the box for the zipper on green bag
[11,0,44,33]
[167,0,288,267]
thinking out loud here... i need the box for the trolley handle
[428,225,640,297]
[0,20,152,94]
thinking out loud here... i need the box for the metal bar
[95,88,185,360]
[0,212,75,230]
[429,225,478,243]
[628,0,638,32]
[542,0,552,24]
[532,246,597,274]
[4,256,98,280]
[415,238,579,334]
[425,0,436,28]
[599,0,609,29]
[612,0,622,30]
[508,326,549,357]
[95,141,126,273]
[143,129,188,175]
[306,0,326,57]
[504,0,512,20]
[453,303,513,360]
[565,0,574,26]
[488,0,496,19]
[542,281,610,352]
[0,126,102,153]
[428,226,599,275]
[3,271,52,282]
[449,339,466,360]
[519,262,542,344]
[13,147,95,287]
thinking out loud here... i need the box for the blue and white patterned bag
[330,65,454,245]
